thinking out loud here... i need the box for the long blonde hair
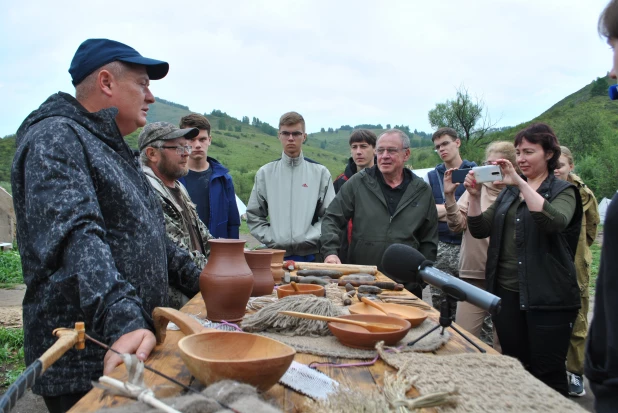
[486,141,516,165]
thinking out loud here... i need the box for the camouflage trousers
[430,241,461,317]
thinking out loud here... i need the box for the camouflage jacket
[12,93,201,397]
[569,173,600,297]
[142,165,212,270]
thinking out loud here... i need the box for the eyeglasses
[434,140,454,151]
[279,131,304,138]
[160,145,193,155]
[376,147,408,155]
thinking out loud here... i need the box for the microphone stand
[407,295,486,353]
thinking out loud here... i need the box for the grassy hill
[2,77,617,200]
[474,74,618,199]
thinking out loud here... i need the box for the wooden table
[70,274,497,412]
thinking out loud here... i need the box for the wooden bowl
[153,307,295,392]
[178,331,295,391]
[277,283,325,299]
[348,302,428,327]
[327,314,411,350]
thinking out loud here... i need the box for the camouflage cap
[138,122,199,151]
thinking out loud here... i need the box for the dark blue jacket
[12,92,200,396]
[428,160,476,244]
[180,157,240,239]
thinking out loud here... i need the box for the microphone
[382,244,501,315]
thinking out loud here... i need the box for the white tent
[236,195,247,218]
[599,197,612,223]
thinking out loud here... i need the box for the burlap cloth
[370,345,589,412]
[258,318,450,359]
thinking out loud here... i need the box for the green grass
[239,220,249,235]
[0,327,25,386]
[589,241,602,297]
[0,249,23,287]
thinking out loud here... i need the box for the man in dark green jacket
[321,129,438,297]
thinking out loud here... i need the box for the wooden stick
[98,376,181,413]
[293,262,378,275]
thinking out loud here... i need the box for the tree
[590,77,609,97]
[386,124,391,129]
[242,116,250,124]
[327,127,334,133]
[218,118,227,130]
[428,85,497,145]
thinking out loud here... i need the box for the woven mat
[259,319,450,359]
[374,347,588,412]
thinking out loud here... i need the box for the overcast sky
[0,0,613,137]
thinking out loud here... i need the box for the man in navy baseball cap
[69,38,169,86]
[11,39,202,413]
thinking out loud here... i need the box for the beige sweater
[445,183,503,279]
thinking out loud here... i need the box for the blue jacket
[180,157,240,239]
[12,92,200,396]
[428,160,476,244]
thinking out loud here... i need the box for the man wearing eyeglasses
[321,129,438,297]
[428,127,476,311]
[139,122,213,308]
[247,111,335,262]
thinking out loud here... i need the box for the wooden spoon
[290,281,300,292]
[278,311,403,333]
[361,296,399,317]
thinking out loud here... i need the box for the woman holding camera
[554,145,600,396]
[442,141,517,351]
[466,123,582,396]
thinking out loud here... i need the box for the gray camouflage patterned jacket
[11,92,201,396]
[142,165,212,307]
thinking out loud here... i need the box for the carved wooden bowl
[348,302,428,327]
[276,283,325,299]
[153,307,295,391]
[327,314,411,350]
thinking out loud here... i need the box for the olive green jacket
[320,166,438,271]
[570,173,600,298]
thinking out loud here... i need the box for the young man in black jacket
[332,129,377,263]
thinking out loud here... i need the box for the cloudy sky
[0,0,613,137]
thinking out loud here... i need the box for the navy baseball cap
[69,38,169,86]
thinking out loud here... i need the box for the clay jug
[262,249,286,284]
[244,250,275,297]
[200,239,254,322]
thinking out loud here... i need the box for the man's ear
[145,147,160,163]
[98,69,114,97]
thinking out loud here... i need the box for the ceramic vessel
[244,250,275,297]
[200,239,254,322]
[348,303,428,327]
[261,249,286,284]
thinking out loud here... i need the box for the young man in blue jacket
[427,127,476,312]
[179,114,240,239]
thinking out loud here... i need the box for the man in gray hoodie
[247,111,335,262]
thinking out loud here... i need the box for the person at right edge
[586,2,618,410]
[554,145,599,397]
[466,123,582,397]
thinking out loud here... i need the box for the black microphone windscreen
[382,244,426,281]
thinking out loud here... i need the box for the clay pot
[200,239,254,322]
[261,249,286,284]
[244,250,275,297]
